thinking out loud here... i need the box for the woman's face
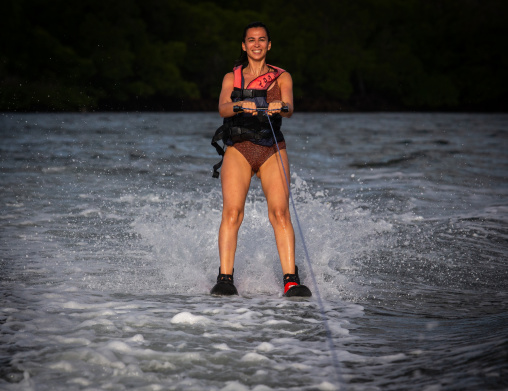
[242,27,271,61]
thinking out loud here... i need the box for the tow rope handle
[233,105,289,113]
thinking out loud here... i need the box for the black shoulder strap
[211,124,228,178]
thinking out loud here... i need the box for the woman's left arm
[268,72,294,118]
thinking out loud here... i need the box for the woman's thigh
[258,149,290,211]
[221,147,253,212]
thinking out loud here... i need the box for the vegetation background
[1,0,506,112]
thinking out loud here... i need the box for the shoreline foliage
[1,0,506,111]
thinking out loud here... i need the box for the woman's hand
[240,100,258,115]
[267,100,285,116]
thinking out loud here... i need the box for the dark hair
[234,21,271,68]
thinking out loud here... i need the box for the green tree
[0,0,506,111]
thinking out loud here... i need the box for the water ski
[284,284,312,298]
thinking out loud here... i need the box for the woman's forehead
[245,27,268,39]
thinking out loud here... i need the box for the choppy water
[1,112,507,390]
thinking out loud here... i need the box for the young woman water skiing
[210,21,311,297]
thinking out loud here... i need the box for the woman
[210,22,311,297]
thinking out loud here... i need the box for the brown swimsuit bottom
[233,140,286,173]
[232,79,286,173]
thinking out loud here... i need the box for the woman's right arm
[218,73,257,117]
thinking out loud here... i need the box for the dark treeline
[1,0,506,112]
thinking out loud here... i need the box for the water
[1,112,507,390]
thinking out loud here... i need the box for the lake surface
[1,112,507,390]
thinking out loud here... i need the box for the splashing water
[1,112,507,390]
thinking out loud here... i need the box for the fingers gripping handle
[233,105,289,113]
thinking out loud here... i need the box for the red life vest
[233,64,285,91]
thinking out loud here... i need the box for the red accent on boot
[284,282,298,294]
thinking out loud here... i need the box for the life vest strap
[231,88,267,100]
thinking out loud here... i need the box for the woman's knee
[222,206,244,227]
[268,206,290,228]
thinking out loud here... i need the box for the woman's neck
[244,60,269,77]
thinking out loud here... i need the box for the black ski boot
[210,268,238,296]
[283,266,312,297]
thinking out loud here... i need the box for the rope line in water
[264,110,344,386]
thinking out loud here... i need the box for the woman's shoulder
[222,72,235,87]
[224,71,234,80]
[278,71,292,84]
